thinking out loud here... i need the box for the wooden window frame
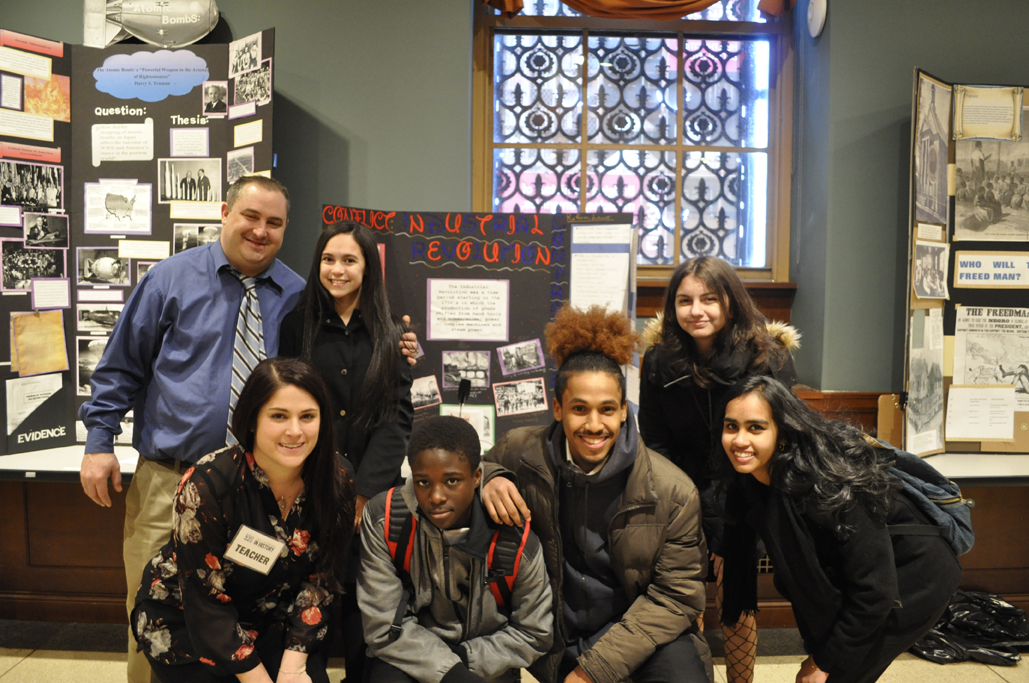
[472,4,794,284]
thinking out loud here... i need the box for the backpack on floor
[865,435,975,555]
[382,486,531,639]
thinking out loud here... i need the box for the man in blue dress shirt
[78,175,304,683]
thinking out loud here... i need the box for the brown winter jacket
[483,423,711,683]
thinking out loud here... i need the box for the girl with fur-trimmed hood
[639,255,800,683]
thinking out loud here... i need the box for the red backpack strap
[487,520,531,609]
[384,487,418,641]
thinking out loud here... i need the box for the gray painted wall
[0,0,472,275]
[792,0,1029,390]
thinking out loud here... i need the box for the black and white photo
[23,212,68,248]
[78,303,124,333]
[78,247,130,286]
[914,74,951,226]
[954,111,1029,242]
[906,310,945,456]
[228,32,262,79]
[439,404,495,449]
[234,59,272,106]
[442,350,490,389]
[0,160,62,212]
[174,223,221,253]
[493,378,548,417]
[202,80,228,115]
[411,375,442,410]
[137,261,157,281]
[226,147,255,185]
[913,241,949,299]
[1,238,65,291]
[77,337,108,396]
[158,158,222,203]
[497,338,545,375]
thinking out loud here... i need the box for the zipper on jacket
[442,543,453,601]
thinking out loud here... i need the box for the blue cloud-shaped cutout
[93,50,209,103]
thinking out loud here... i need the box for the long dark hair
[293,221,404,429]
[658,256,774,387]
[232,357,354,584]
[721,375,894,530]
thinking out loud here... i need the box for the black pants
[145,623,330,683]
[363,658,522,683]
[559,632,712,683]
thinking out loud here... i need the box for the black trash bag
[909,628,967,664]
[909,590,1026,666]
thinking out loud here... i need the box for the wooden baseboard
[0,591,127,623]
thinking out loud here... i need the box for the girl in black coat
[639,256,798,683]
[720,376,962,683]
[278,221,414,682]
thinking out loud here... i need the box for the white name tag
[223,525,286,575]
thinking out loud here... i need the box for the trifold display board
[321,204,636,449]
[904,68,1029,456]
[0,28,275,456]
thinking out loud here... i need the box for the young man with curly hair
[481,305,714,683]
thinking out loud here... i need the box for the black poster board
[0,27,275,457]
[321,204,630,443]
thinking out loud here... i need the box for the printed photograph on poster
[1,72,23,111]
[439,403,495,450]
[77,303,123,333]
[228,32,262,79]
[137,261,156,281]
[953,306,1029,409]
[954,113,1029,241]
[912,241,949,299]
[226,147,254,185]
[494,377,548,417]
[77,336,108,396]
[158,158,222,202]
[202,81,227,116]
[23,212,67,248]
[411,375,442,410]
[442,350,490,389]
[234,59,271,106]
[84,181,152,235]
[24,74,70,122]
[497,339,545,375]
[953,85,1023,141]
[77,247,130,286]
[914,74,951,226]
[174,223,221,253]
[1,238,65,290]
[905,309,944,456]
[0,160,62,211]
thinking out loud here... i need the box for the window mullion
[674,31,685,268]
[579,28,589,213]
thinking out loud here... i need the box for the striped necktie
[227,270,266,445]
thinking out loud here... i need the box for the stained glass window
[479,1,788,275]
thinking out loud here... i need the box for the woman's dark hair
[408,416,482,471]
[721,375,895,530]
[293,221,404,429]
[659,256,773,387]
[231,357,354,585]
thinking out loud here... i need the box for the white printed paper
[223,525,285,575]
[0,46,51,79]
[1,74,22,110]
[569,224,632,314]
[84,180,152,234]
[31,278,69,309]
[233,119,262,147]
[427,279,509,342]
[118,240,169,260]
[169,127,209,157]
[6,373,61,434]
[954,252,1029,288]
[77,288,124,303]
[0,107,53,141]
[169,201,222,220]
[91,119,154,166]
[953,306,1029,409]
[945,385,1015,441]
[953,85,1023,141]
[916,223,944,241]
[228,101,256,120]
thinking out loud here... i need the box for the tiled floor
[0,650,1024,682]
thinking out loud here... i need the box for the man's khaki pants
[123,457,184,683]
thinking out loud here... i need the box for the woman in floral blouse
[132,357,355,683]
